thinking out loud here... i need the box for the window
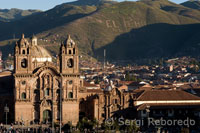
[115,99,118,104]
[21,93,26,100]
[21,58,27,68]
[68,92,73,98]
[67,58,73,68]
[69,50,71,54]
[22,50,25,54]
[22,81,26,85]
[45,88,50,96]
[80,81,82,86]
[69,80,73,85]
[73,48,75,54]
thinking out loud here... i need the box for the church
[14,34,83,125]
[0,34,111,126]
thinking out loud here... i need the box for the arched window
[73,48,76,54]
[21,81,26,85]
[21,58,27,68]
[69,80,73,85]
[80,81,82,87]
[21,92,26,100]
[73,48,75,54]
[68,92,73,98]
[34,89,40,102]
[22,50,25,54]
[45,88,50,96]
[67,58,73,68]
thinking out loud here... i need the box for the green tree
[77,117,98,131]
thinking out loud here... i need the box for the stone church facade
[14,34,83,125]
[0,34,133,126]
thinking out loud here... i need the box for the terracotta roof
[86,89,103,93]
[136,90,200,101]
[137,103,200,110]
[84,81,99,88]
[0,71,12,77]
[118,81,134,85]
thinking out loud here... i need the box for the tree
[125,72,141,82]
[77,117,97,131]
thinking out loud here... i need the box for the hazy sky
[0,0,187,11]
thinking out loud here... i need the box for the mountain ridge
[0,8,41,22]
[0,0,200,61]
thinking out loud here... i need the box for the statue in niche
[43,74,50,87]
[55,79,60,89]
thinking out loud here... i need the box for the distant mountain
[181,0,200,10]
[0,0,200,61]
[140,0,200,21]
[66,0,117,6]
[0,8,41,22]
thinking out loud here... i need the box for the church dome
[30,45,51,57]
[31,45,52,62]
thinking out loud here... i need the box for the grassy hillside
[65,0,117,6]
[0,8,41,22]
[36,1,199,56]
[0,1,200,61]
[94,23,200,60]
[0,5,97,41]
[181,0,200,10]
[141,0,200,21]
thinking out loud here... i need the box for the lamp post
[4,104,9,125]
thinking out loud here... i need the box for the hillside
[181,0,200,10]
[0,8,41,22]
[94,23,200,60]
[0,0,200,61]
[66,0,117,6]
[141,0,200,21]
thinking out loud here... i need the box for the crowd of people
[0,123,59,133]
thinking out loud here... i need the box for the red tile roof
[84,81,99,88]
[137,103,200,110]
[136,90,200,101]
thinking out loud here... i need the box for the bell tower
[60,35,79,74]
[59,35,82,125]
[14,34,32,74]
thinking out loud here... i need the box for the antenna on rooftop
[13,34,15,39]
[104,49,106,69]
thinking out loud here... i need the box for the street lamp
[4,104,9,125]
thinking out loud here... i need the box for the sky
[0,0,188,11]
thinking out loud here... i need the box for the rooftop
[136,89,200,101]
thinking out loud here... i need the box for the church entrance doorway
[43,110,51,124]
